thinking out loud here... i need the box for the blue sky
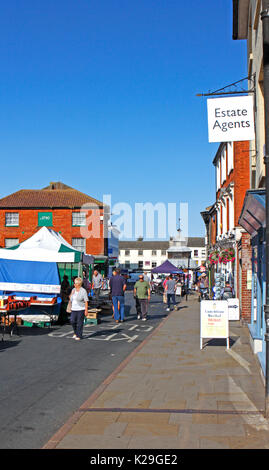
[0,0,247,238]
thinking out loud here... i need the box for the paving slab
[43,295,269,449]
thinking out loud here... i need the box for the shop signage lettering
[207,95,255,143]
[200,300,229,349]
[38,212,53,227]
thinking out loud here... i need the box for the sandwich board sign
[227,298,240,320]
[200,300,229,349]
[207,95,255,143]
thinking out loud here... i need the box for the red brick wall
[0,208,105,255]
[216,141,250,228]
[238,232,252,323]
[233,141,250,226]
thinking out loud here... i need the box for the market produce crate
[84,317,100,325]
[22,320,51,328]
[22,320,34,327]
[1,316,23,326]
[85,308,101,325]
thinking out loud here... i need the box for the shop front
[239,189,266,376]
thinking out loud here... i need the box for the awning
[238,189,265,236]
[151,260,183,274]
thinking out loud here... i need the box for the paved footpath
[43,295,269,449]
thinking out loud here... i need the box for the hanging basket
[219,248,235,264]
[209,250,219,265]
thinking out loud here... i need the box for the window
[138,250,143,256]
[5,238,19,248]
[194,249,199,257]
[227,142,234,174]
[5,213,19,227]
[72,212,86,226]
[161,250,166,256]
[125,250,130,256]
[72,238,86,252]
[138,261,143,269]
[152,250,157,256]
[125,261,130,268]
[152,262,157,268]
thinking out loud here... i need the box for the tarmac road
[0,291,171,449]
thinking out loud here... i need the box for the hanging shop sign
[200,300,229,349]
[207,95,255,143]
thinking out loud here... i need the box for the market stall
[0,257,61,329]
[0,228,94,326]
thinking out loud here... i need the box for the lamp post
[261,0,269,417]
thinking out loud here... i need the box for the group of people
[109,269,151,322]
[63,268,154,340]
[62,267,182,341]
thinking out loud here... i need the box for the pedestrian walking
[92,269,103,306]
[134,274,150,321]
[134,292,142,319]
[109,268,127,323]
[165,275,177,311]
[69,277,88,340]
[162,276,169,304]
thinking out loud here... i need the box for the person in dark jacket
[109,268,127,323]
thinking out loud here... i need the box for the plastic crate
[84,317,100,325]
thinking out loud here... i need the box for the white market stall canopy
[0,227,94,264]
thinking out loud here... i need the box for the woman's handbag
[66,289,74,313]
[66,299,72,313]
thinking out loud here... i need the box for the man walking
[165,275,177,312]
[92,269,103,306]
[134,274,150,321]
[109,268,127,323]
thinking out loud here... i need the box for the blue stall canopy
[0,258,61,294]
[238,189,265,236]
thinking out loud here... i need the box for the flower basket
[209,250,219,265]
[219,248,235,264]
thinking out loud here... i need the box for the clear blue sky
[0,0,247,238]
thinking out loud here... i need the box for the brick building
[0,182,108,257]
[201,140,252,321]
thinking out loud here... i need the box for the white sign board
[227,298,240,320]
[0,282,61,294]
[200,300,229,349]
[207,95,255,143]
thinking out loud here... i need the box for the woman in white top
[69,277,88,340]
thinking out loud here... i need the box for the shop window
[72,212,86,226]
[5,238,19,248]
[5,213,19,227]
[72,238,86,252]
[138,261,143,269]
